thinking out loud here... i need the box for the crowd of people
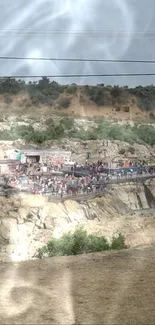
[8,174,107,197]
[4,157,155,197]
[65,159,154,174]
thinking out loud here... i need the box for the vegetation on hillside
[1,77,155,111]
[70,120,155,146]
[0,118,155,146]
[0,117,74,144]
[37,228,127,258]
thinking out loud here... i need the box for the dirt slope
[0,92,151,121]
[0,246,155,324]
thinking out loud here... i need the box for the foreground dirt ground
[0,246,155,324]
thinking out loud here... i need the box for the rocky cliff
[1,180,155,262]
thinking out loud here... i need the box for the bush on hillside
[58,97,71,109]
[4,95,13,104]
[36,228,127,258]
[0,78,25,94]
[103,90,112,105]
[110,233,127,250]
[45,124,65,140]
[119,148,126,155]
[66,84,77,94]
[123,106,130,112]
[25,131,46,144]
[115,106,121,112]
[86,131,98,140]
[135,124,155,146]
[127,146,135,154]
[27,79,65,105]
[45,118,55,126]
[111,86,122,98]
[129,85,155,111]
[60,117,74,129]
[1,118,155,146]
[149,112,155,120]
[82,120,155,146]
[85,86,105,106]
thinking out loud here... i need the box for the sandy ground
[0,246,155,324]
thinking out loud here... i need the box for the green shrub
[115,106,121,112]
[37,228,127,258]
[127,146,135,154]
[66,84,77,94]
[25,131,46,144]
[0,116,4,122]
[86,130,98,140]
[118,148,126,155]
[59,97,71,108]
[76,120,155,146]
[110,233,127,250]
[45,124,65,140]
[123,106,130,112]
[87,234,110,252]
[84,85,105,106]
[16,124,34,137]
[135,124,155,146]
[45,118,55,126]
[111,86,122,98]
[149,112,155,120]
[129,85,155,111]
[60,117,74,129]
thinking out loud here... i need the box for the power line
[0,56,155,63]
[0,0,60,3]
[0,29,154,38]
[0,73,155,78]
[0,29,155,34]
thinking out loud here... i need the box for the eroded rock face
[0,181,155,262]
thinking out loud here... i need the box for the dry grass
[0,246,155,324]
[0,92,152,121]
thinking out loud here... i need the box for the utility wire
[0,56,154,63]
[0,29,154,38]
[0,73,155,78]
[0,29,155,34]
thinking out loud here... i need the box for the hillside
[0,78,155,121]
[1,79,155,324]
[1,181,155,262]
[0,79,155,147]
[0,246,155,324]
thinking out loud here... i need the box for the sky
[0,0,155,86]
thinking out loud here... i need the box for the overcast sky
[0,0,155,86]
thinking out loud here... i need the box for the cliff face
[1,181,155,262]
[113,180,155,210]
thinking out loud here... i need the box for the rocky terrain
[0,180,155,262]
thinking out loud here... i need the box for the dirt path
[0,246,155,324]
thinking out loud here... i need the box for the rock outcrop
[0,180,155,262]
